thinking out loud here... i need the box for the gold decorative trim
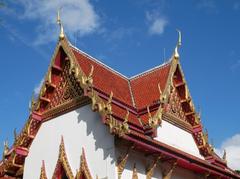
[52,137,74,179]
[40,161,48,179]
[75,148,93,179]
[147,83,164,128]
[117,145,134,179]
[222,149,227,163]
[132,163,138,179]
[163,113,192,133]
[146,155,162,179]
[174,29,181,59]
[162,161,177,179]
[57,8,65,40]
[2,141,9,160]
[106,115,130,137]
[204,172,210,179]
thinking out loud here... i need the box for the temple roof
[1,34,239,178]
[71,44,171,109]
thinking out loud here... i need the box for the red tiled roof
[71,46,172,111]
[72,49,134,107]
[130,63,171,109]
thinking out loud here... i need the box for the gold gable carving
[166,86,186,121]
[146,155,162,179]
[38,140,94,179]
[132,163,138,179]
[39,161,48,179]
[75,148,93,179]
[52,137,74,179]
[46,60,85,112]
[162,161,177,179]
[117,145,134,179]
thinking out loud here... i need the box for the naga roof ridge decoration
[69,42,172,81]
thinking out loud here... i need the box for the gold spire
[223,149,227,162]
[14,128,17,141]
[174,29,182,59]
[3,140,9,159]
[57,8,65,40]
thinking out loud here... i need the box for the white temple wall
[155,120,204,159]
[23,105,116,179]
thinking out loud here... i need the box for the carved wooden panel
[166,87,186,121]
[47,61,84,111]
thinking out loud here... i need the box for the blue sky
[0,0,240,169]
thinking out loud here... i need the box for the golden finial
[14,128,17,141]
[158,83,162,95]
[174,29,182,59]
[57,8,65,40]
[3,140,9,159]
[177,29,182,46]
[158,83,166,102]
[124,110,129,123]
[223,149,227,162]
[147,106,152,119]
[203,128,209,144]
[29,93,35,112]
[108,91,113,105]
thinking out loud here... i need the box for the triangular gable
[32,38,88,115]
[75,148,93,179]
[35,46,89,119]
[30,37,130,138]
[39,161,48,179]
[160,55,214,158]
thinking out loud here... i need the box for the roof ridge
[127,80,136,108]
[129,60,171,81]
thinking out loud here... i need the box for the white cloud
[231,59,240,71]
[197,0,216,9]
[215,134,240,170]
[234,2,240,10]
[197,0,218,13]
[146,11,168,35]
[18,0,100,45]
[34,79,44,96]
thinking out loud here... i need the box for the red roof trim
[125,131,240,178]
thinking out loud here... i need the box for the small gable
[75,148,93,179]
[32,45,90,119]
[52,138,74,179]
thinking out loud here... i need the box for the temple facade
[0,17,239,179]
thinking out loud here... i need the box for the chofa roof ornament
[57,8,65,40]
[174,29,181,59]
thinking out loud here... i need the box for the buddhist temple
[0,12,239,179]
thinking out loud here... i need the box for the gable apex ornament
[57,8,65,40]
[223,149,227,163]
[174,29,181,59]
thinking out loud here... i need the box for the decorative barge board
[0,14,239,179]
